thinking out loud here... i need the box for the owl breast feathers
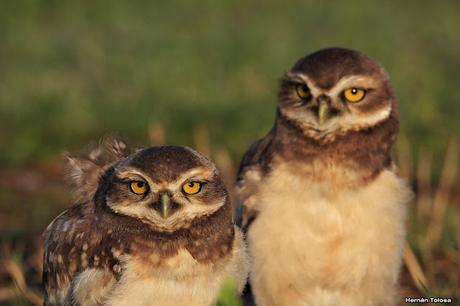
[236,48,413,306]
[43,142,248,306]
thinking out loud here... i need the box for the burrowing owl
[236,48,412,306]
[43,141,248,306]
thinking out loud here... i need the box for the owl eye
[295,84,311,100]
[182,181,202,195]
[343,88,366,102]
[130,181,148,195]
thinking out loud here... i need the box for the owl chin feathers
[279,102,393,142]
[106,197,226,232]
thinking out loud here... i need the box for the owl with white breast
[236,48,412,306]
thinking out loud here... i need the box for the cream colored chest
[104,250,227,306]
[247,166,409,288]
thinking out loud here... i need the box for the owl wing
[43,204,120,306]
[235,134,275,306]
[235,130,275,230]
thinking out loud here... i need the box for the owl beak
[160,193,171,219]
[317,96,331,125]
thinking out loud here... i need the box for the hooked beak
[318,96,331,125]
[160,193,171,219]
[318,101,331,125]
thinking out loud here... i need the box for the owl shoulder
[237,130,275,182]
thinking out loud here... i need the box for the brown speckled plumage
[43,144,248,306]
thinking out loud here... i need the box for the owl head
[278,47,398,142]
[66,142,229,232]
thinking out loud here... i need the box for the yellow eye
[182,181,202,195]
[130,181,148,195]
[295,84,311,100]
[344,88,366,102]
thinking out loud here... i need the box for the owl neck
[274,108,399,182]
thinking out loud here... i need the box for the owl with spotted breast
[43,141,248,306]
[236,48,412,306]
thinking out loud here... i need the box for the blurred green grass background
[1,0,459,167]
[0,0,459,305]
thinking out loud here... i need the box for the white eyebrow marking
[115,167,213,191]
[287,72,379,96]
[164,167,214,190]
[327,75,380,96]
[286,72,323,96]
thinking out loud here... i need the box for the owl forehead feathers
[289,47,387,89]
[118,146,216,183]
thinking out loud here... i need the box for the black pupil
[189,182,195,187]
[351,88,358,94]
[301,85,308,94]
[136,182,144,188]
